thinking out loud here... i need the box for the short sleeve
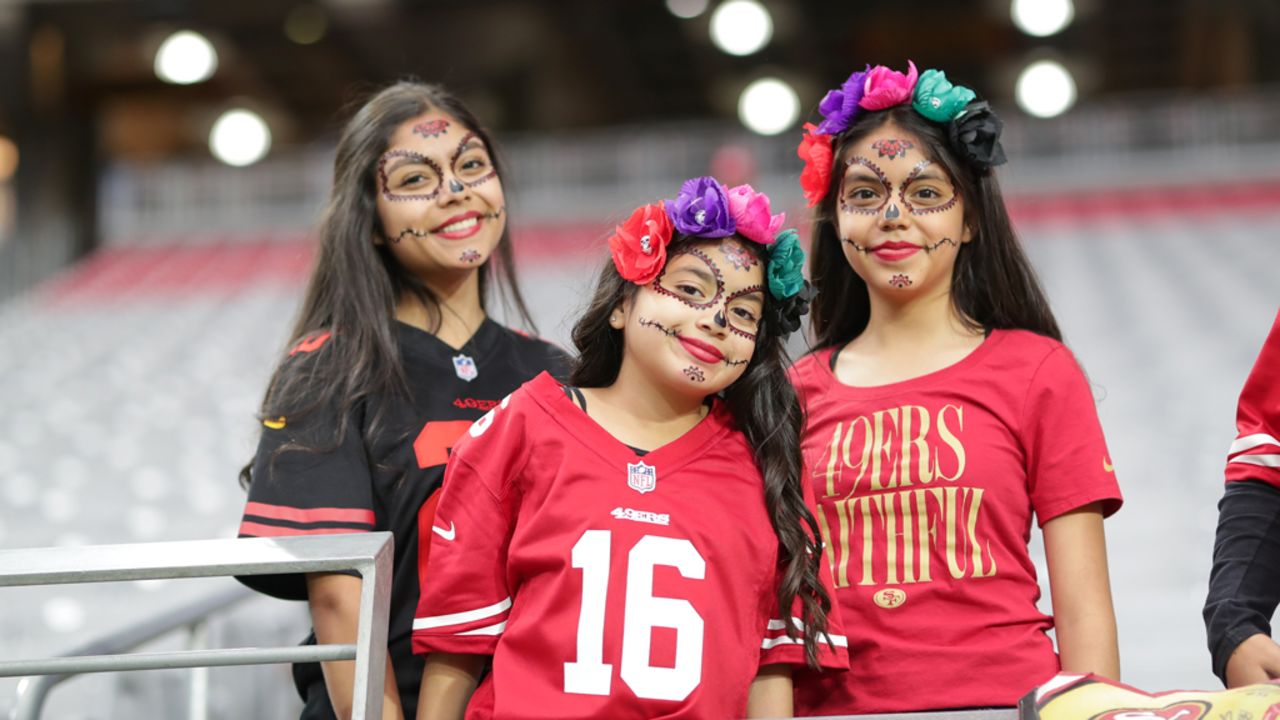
[759,480,850,671]
[236,377,375,600]
[412,396,525,656]
[1225,310,1280,488]
[1022,346,1123,524]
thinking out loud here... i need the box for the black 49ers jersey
[412,372,847,719]
[236,320,569,718]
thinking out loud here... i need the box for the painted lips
[677,336,724,363]
[432,211,484,240]
[870,241,921,262]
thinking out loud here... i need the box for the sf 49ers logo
[1091,701,1210,720]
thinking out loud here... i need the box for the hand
[1226,633,1280,687]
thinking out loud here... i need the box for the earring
[610,312,622,327]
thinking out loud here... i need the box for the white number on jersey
[563,531,705,701]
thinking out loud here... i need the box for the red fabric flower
[608,203,673,285]
[797,123,834,208]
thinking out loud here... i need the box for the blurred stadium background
[1,0,1279,716]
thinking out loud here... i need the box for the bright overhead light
[738,77,799,136]
[1015,60,1077,118]
[154,30,218,85]
[666,0,709,19]
[1010,0,1075,37]
[710,0,773,56]
[209,109,272,167]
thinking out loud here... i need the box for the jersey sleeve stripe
[761,633,848,650]
[1229,433,1280,456]
[457,620,507,636]
[413,597,512,631]
[1231,454,1280,469]
[238,521,370,538]
[244,502,376,525]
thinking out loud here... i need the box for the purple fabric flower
[664,177,735,238]
[816,65,869,135]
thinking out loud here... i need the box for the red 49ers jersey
[1226,309,1280,488]
[412,372,847,719]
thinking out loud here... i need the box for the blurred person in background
[789,61,1123,714]
[233,80,570,719]
[1204,309,1280,687]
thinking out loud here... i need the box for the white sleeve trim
[413,597,512,631]
[458,620,507,636]
[1231,454,1280,469]
[761,633,848,650]
[1230,433,1280,456]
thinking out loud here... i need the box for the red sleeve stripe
[238,521,371,538]
[244,502,376,526]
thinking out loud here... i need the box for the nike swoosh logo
[1103,457,1114,473]
[432,521,456,541]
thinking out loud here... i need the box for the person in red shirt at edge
[789,61,1124,714]
[1204,309,1280,686]
[235,82,570,720]
[411,177,848,719]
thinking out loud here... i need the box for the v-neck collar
[395,317,499,361]
[526,372,734,474]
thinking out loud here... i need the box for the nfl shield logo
[627,461,657,494]
[452,354,478,382]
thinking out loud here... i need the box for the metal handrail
[0,532,392,720]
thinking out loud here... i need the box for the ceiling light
[154,30,217,85]
[710,0,773,56]
[1010,0,1075,37]
[209,109,272,167]
[1015,60,1077,118]
[738,77,799,136]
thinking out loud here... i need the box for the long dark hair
[240,81,534,486]
[571,237,834,667]
[809,105,1061,348]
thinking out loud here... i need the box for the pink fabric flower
[858,61,919,111]
[724,184,785,246]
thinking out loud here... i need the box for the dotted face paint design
[385,207,505,244]
[923,236,958,253]
[723,356,749,367]
[378,150,445,203]
[722,284,765,341]
[840,156,891,216]
[452,132,499,189]
[889,274,913,288]
[872,138,915,160]
[842,237,872,254]
[683,366,705,382]
[413,119,450,139]
[900,160,959,216]
[459,249,482,263]
[638,317,677,337]
[653,248,725,310]
[719,239,758,271]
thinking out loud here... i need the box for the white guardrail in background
[0,533,392,720]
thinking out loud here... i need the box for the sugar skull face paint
[835,121,972,302]
[872,138,915,159]
[719,237,759,271]
[374,111,507,282]
[413,118,450,139]
[618,238,764,399]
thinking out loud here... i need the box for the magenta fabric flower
[815,65,869,135]
[724,184,785,246]
[859,61,919,111]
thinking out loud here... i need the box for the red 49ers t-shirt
[413,372,847,719]
[790,329,1122,715]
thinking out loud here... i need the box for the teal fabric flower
[913,69,976,123]
[767,229,805,299]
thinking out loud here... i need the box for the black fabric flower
[948,101,1007,169]
[771,281,817,337]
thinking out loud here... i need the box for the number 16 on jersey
[564,530,706,702]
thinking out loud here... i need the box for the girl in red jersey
[235,82,569,720]
[412,177,847,719]
[789,62,1123,714]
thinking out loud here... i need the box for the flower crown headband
[607,176,815,335]
[797,61,1007,207]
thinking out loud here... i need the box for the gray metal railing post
[187,620,210,720]
[2,533,392,720]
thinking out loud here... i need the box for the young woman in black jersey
[235,81,569,720]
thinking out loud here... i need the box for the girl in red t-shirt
[789,62,1123,714]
